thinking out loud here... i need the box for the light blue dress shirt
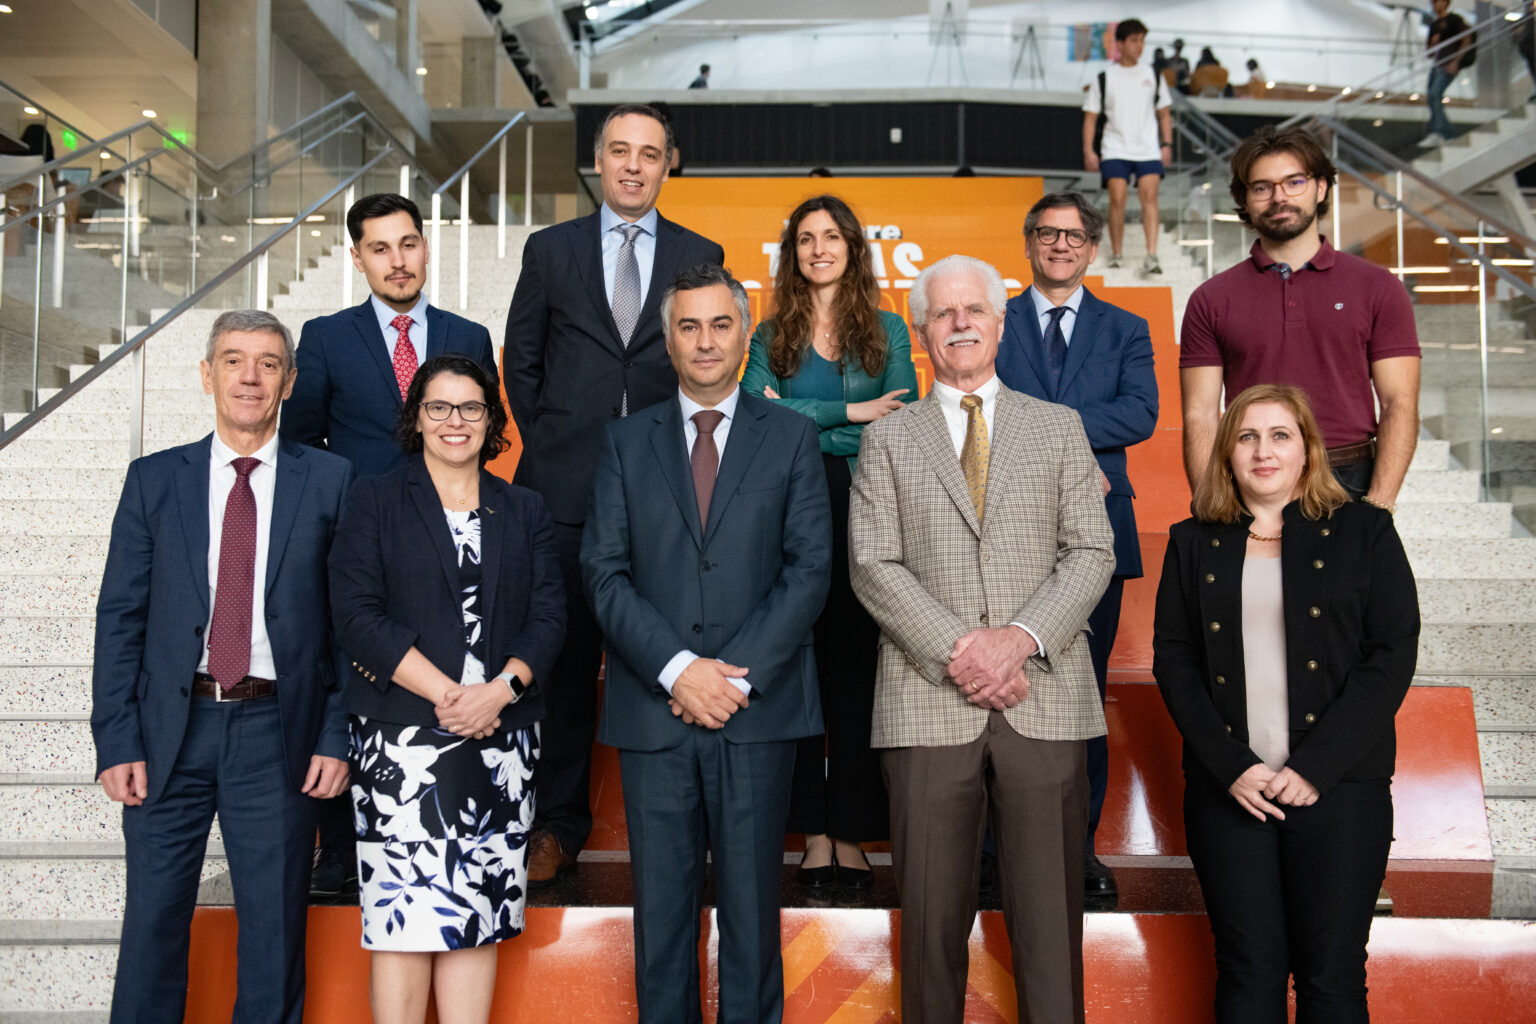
[600,204,659,309]
[369,292,429,364]
[1027,284,1085,346]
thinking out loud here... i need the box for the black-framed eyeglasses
[422,400,487,421]
[1246,174,1313,201]
[1031,226,1091,248]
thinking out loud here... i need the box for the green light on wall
[60,129,78,150]
[162,131,189,149]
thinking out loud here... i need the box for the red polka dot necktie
[207,457,259,691]
[390,313,417,400]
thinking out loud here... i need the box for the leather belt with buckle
[192,673,276,701]
[1327,437,1376,468]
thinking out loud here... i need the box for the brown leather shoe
[526,829,576,882]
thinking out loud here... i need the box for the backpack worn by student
[1094,67,1167,157]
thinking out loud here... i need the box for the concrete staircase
[1,223,1533,1016]
[1412,104,1536,196]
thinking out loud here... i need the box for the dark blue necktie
[1044,306,1069,396]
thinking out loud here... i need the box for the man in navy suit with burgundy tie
[998,191,1158,902]
[505,103,724,880]
[581,264,830,1023]
[281,192,496,889]
[93,310,354,1024]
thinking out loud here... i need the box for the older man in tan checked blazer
[850,255,1115,1024]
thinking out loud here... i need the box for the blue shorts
[1101,159,1164,186]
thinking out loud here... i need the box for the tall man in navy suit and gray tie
[581,263,831,1023]
[505,103,724,881]
[998,192,1159,902]
[281,192,496,892]
[93,310,354,1024]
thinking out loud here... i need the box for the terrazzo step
[1491,861,1536,918]
[0,503,119,538]
[1403,538,1536,579]
[1416,579,1536,623]
[26,387,207,419]
[1415,675,1536,729]
[0,620,97,662]
[0,471,129,502]
[1396,470,1481,503]
[1479,731,1536,793]
[1487,798,1536,857]
[0,411,210,443]
[1394,501,1512,539]
[1409,439,1451,471]
[1416,622,1536,673]
[0,841,227,919]
[0,721,98,775]
[0,778,225,845]
[0,668,91,717]
[0,923,120,1018]
[0,537,110,576]
[0,576,102,617]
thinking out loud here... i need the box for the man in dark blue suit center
[93,310,354,1023]
[998,191,1159,902]
[281,192,497,892]
[581,264,831,1023]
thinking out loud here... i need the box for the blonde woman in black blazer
[1153,383,1418,1024]
[328,355,565,1024]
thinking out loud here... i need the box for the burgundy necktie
[207,457,259,691]
[390,314,417,400]
[691,410,724,529]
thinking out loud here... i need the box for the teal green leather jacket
[740,309,919,470]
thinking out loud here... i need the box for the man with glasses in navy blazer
[281,192,497,892]
[999,192,1158,904]
[94,310,354,1024]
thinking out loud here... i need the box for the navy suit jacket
[91,435,354,805]
[282,300,497,478]
[504,210,724,524]
[999,285,1158,578]
[580,391,831,752]
[327,456,566,731]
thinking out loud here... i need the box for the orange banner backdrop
[661,176,1045,393]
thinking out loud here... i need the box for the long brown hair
[765,194,886,379]
[1192,383,1348,523]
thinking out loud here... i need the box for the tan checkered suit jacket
[850,384,1115,748]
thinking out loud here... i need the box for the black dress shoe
[797,851,835,890]
[835,848,874,891]
[310,844,358,898]
[1084,852,1118,898]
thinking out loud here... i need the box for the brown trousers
[882,715,1088,1024]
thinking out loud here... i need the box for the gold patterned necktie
[960,393,989,523]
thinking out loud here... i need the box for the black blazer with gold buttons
[1151,500,1419,796]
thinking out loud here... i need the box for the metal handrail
[435,113,527,195]
[0,80,99,154]
[0,146,398,454]
[1313,114,1536,253]
[429,112,533,312]
[0,148,163,235]
[219,111,373,200]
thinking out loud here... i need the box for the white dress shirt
[370,292,430,366]
[1027,284,1085,346]
[600,204,659,309]
[658,386,752,697]
[928,374,1047,658]
[199,431,280,678]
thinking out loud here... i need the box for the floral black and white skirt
[350,720,539,950]
[348,507,541,952]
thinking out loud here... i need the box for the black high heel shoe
[797,849,835,890]
[834,845,873,891]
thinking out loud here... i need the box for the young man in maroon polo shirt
[1179,125,1421,513]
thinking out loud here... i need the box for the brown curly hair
[764,194,887,380]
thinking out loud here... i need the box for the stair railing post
[524,123,533,227]
[1394,171,1405,278]
[1478,220,1490,498]
[342,184,355,309]
[31,169,43,410]
[459,172,470,311]
[1331,134,1341,249]
[498,135,507,260]
[431,191,441,308]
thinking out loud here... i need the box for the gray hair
[205,310,295,369]
[1023,191,1105,244]
[909,255,1008,327]
[660,263,752,337]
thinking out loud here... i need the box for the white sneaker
[1418,132,1445,148]
[1106,253,1124,269]
[1143,253,1163,275]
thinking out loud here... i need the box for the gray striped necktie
[612,223,642,416]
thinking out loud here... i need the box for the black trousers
[786,454,887,841]
[530,521,606,853]
[1083,577,1124,851]
[1184,774,1392,1024]
[1331,459,1373,500]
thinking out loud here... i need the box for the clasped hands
[1227,763,1320,822]
[667,657,750,729]
[436,681,510,740]
[947,626,1034,710]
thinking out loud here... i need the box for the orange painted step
[185,906,1536,1023]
